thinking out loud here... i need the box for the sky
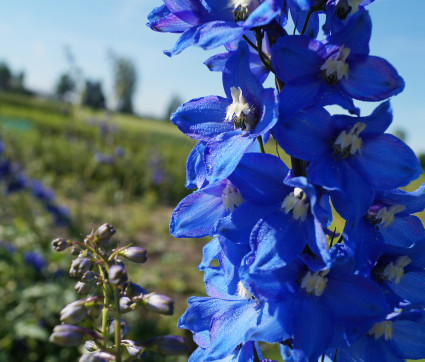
[1,0,425,151]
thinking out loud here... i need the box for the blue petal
[223,41,263,103]
[171,96,232,141]
[199,237,220,271]
[291,295,334,362]
[229,153,290,204]
[205,132,254,183]
[324,274,389,327]
[274,107,335,161]
[357,134,421,189]
[186,142,208,189]
[164,26,199,56]
[163,0,207,25]
[147,5,192,33]
[250,88,278,137]
[214,202,275,243]
[326,10,371,55]
[243,0,284,28]
[378,183,425,215]
[343,55,405,101]
[207,301,260,360]
[386,269,425,304]
[380,215,423,248]
[392,319,425,359]
[194,21,246,50]
[271,35,323,82]
[344,218,384,274]
[333,101,392,137]
[170,181,228,238]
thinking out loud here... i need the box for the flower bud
[120,247,147,263]
[75,281,91,295]
[149,335,188,355]
[144,293,174,315]
[81,271,97,282]
[52,238,70,252]
[60,299,87,324]
[109,318,128,338]
[79,351,115,362]
[70,245,81,255]
[49,325,87,347]
[125,282,147,298]
[69,257,91,279]
[122,340,144,357]
[119,296,133,312]
[95,223,116,245]
[84,340,98,352]
[108,264,127,286]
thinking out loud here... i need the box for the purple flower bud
[96,223,116,244]
[120,247,147,263]
[109,318,128,338]
[81,271,97,282]
[125,282,147,298]
[60,300,87,324]
[122,340,144,357]
[108,264,127,286]
[75,281,91,295]
[52,238,70,252]
[49,325,87,347]
[147,335,188,356]
[84,340,98,352]
[79,351,115,362]
[144,294,174,315]
[70,257,91,279]
[119,296,133,312]
[70,245,81,255]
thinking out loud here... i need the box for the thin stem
[113,286,122,362]
[300,9,314,35]
[98,265,109,349]
[254,30,274,74]
[257,136,265,153]
[243,35,259,51]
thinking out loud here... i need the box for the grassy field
[0,92,424,361]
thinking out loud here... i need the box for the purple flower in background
[24,251,46,272]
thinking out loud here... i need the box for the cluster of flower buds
[50,223,188,361]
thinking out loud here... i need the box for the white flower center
[281,187,309,222]
[368,321,393,340]
[231,0,260,21]
[301,269,329,296]
[333,122,366,158]
[222,183,244,212]
[321,45,351,84]
[237,281,255,300]
[375,204,406,228]
[383,256,411,284]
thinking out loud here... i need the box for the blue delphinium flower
[271,10,404,118]
[147,0,284,56]
[273,101,421,220]
[336,308,425,362]
[172,41,278,182]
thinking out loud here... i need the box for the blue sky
[1,0,425,151]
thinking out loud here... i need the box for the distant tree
[109,51,137,114]
[81,80,106,109]
[55,73,75,100]
[164,95,183,121]
[418,153,425,170]
[393,128,407,142]
[0,62,12,90]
